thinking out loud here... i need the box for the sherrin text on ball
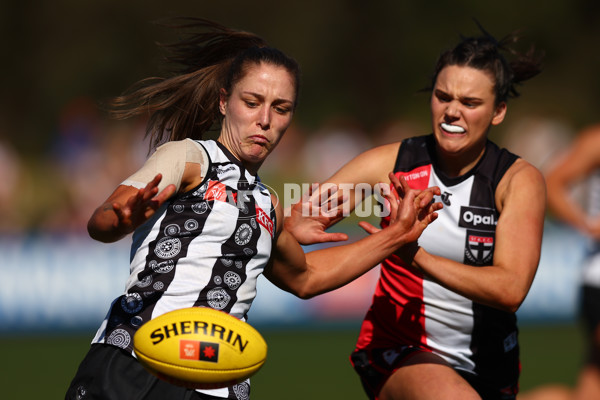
[133,307,267,389]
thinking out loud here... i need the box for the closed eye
[434,90,452,102]
[461,97,482,108]
[274,105,292,115]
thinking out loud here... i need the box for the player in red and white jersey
[287,27,545,400]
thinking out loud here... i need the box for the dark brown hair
[430,24,543,105]
[109,18,300,150]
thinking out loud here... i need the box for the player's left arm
[492,159,546,310]
[410,159,546,312]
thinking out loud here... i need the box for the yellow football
[133,307,267,389]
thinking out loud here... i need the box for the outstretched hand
[283,183,349,245]
[358,172,442,247]
[110,174,176,237]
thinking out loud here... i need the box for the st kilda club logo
[459,206,497,265]
[464,230,494,265]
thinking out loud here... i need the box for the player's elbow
[495,287,528,313]
[292,285,319,300]
[265,271,319,300]
[87,223,109,243]
[499,299,521,314]
[488,297,520,313]
[87,221,122,243]
[277,286,317,300]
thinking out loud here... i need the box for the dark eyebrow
[434,89,482,103]
[459,96,483,103]
[242,91,294,106]
[433,89,451,99]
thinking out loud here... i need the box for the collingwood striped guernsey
[92,139,275,396]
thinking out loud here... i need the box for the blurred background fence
[0,219,590,334]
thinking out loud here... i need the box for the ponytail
[108,18,299,150]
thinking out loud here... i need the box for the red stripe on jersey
[380,165,433,228]
[396,165,432,190]
[356,165,433,351]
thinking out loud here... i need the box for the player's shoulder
[326,141,401,185]
[350,141,400,166]
[498,157,545,205]
[154,138,189,152]
[508,157,543,180]
[154,138,207,157]
[156,139,209,192]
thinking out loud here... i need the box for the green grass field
[0,322,584,399]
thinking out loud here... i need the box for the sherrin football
[133,307,267,389]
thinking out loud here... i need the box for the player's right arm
[87,175,176,243]
[87,139,207,243]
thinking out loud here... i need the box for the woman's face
[219,62,296,172]
[430,65,506,160]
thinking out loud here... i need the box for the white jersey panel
[421,171,475,369]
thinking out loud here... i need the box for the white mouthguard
[441,123,465,133]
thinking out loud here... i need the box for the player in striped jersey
[65,19,442,400]
[287,27,545,400]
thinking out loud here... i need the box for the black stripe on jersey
[103,152,217,352]
[194,177,262,315]
[464,141,519,390]
[393,135,435,173]
[469,141,518,208]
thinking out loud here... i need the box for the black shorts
[350,346,518,400]
[581,285,600,333]
[65,344,249,400]
[581,285,600,365]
